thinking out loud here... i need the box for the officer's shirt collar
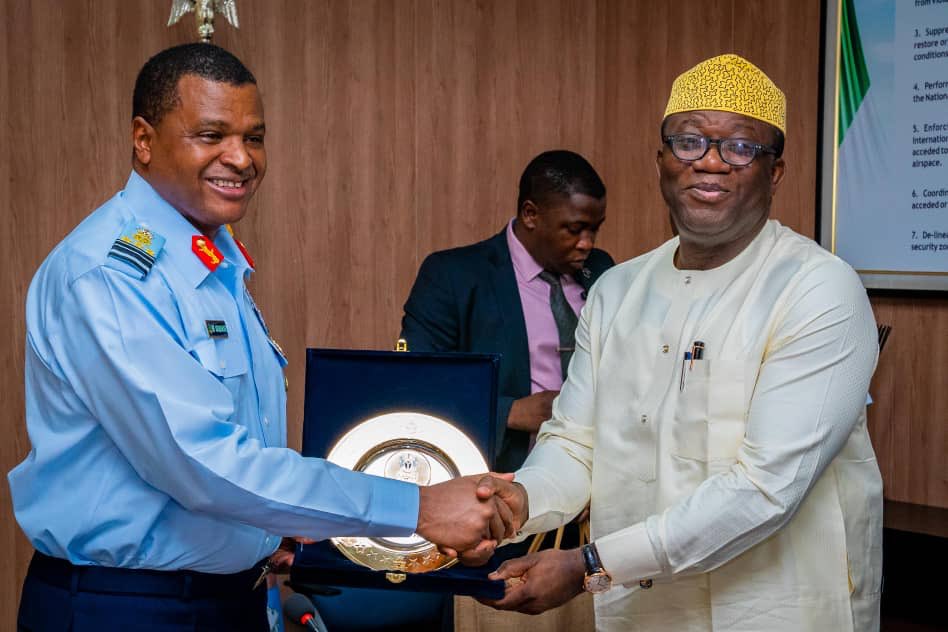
[119,171,253,288]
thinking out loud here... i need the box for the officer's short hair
[133,43,256,126]
[517,150,606,210]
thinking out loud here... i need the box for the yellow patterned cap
[663,54,786,134]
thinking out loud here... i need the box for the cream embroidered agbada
[516,220,882,631]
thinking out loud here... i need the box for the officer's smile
[208,177,246,189]
[206,175,254,199]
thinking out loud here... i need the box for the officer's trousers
[17,552,270,631]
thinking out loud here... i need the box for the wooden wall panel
[0,4,14,627]
[594,0,737,262]
[734,0,823,237]
[2,0,945,627]
[868,296,948,508]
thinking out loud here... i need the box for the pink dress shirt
[506,219,585,394]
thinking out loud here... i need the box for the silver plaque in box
[326,412,488,573]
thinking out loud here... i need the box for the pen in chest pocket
[680,341,706,391]
[680,351,692,391]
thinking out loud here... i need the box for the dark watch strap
[581,542,604,574]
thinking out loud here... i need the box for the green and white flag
[838,0,871,145]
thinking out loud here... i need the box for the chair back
[877,324,892,353]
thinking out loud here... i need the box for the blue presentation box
[290,348,505,599]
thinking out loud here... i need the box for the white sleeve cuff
[595,522,663,587]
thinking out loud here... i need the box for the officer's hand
[267,536,317,572]
[507,390,558,433]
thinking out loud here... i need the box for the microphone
[284,593,328,632]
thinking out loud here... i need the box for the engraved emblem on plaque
[384,451,432,485]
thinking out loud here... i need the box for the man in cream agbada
[484,54,884,632]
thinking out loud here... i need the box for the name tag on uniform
[205,320,229,339]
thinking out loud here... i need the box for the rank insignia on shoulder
[205,320,228,339]
[107,220,166,279]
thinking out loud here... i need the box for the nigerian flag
[838,0,871,145]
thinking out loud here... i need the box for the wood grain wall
[1,0,944,627]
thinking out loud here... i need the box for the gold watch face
[326,411,488,573]
[584,571,612,594]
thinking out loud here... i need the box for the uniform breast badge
[205,320,228,339]
[107,220,166,279]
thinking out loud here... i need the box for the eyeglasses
[663,133,777,167]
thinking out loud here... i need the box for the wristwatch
[581,543,612,593]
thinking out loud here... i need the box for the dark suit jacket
[400,227,615,472]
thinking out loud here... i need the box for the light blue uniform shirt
[9,172,419,573]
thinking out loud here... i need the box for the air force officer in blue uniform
[10,43,516,632]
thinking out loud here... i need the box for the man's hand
[474,474,528,529]
[507,390,558,433]
[480,548,586,615]
[417,473,520,558]
[453,474,529,567]
[267,536,317,572]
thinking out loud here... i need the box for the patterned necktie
[538,270,579,381]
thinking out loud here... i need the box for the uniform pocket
[191,338,248,378]
[191,338,249,404]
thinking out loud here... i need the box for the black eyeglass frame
[662,133,778,167]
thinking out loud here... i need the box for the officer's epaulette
[105,218,166,280]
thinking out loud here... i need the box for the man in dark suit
[401,149,614,474]
[400,150,613,631]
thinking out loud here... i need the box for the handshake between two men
[271,473,528,570]
[415,472,526,561]
[268,471,582,616]
[272,471,576,614]
[417,472,587,616]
